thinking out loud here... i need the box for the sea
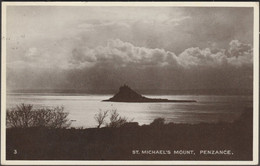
[6,93,253,128]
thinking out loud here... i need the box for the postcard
[1,2,259,165]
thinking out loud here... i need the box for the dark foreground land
[6,108,252,160]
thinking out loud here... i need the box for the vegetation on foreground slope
[6,104,252,160]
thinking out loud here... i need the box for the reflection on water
[6,93,253,128]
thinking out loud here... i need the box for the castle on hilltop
[103,85,196,103]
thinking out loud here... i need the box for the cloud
[228,40,253,57]
[69,39,252,69]
[6,38,253,91]
[5,6,254,91]
[52,39,252,91]
[70,39,179,68]
[178,40,252,68]
[77,21,130,31]
[25,47,38,58]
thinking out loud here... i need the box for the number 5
[13,149,17,154]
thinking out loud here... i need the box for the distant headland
[103,85,196,103]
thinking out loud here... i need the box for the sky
[6,6,254,91]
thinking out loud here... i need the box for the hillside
[103,85,196,102]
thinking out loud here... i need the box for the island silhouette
[103,85,196,102]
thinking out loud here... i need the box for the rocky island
[103,85,197,102]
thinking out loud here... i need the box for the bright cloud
[69,39,252,69]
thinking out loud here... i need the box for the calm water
[6,93,253,128]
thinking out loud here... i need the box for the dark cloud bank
[7,39,253,94]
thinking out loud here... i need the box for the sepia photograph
[1,2,259,165]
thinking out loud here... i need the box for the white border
[1,2,259,165]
